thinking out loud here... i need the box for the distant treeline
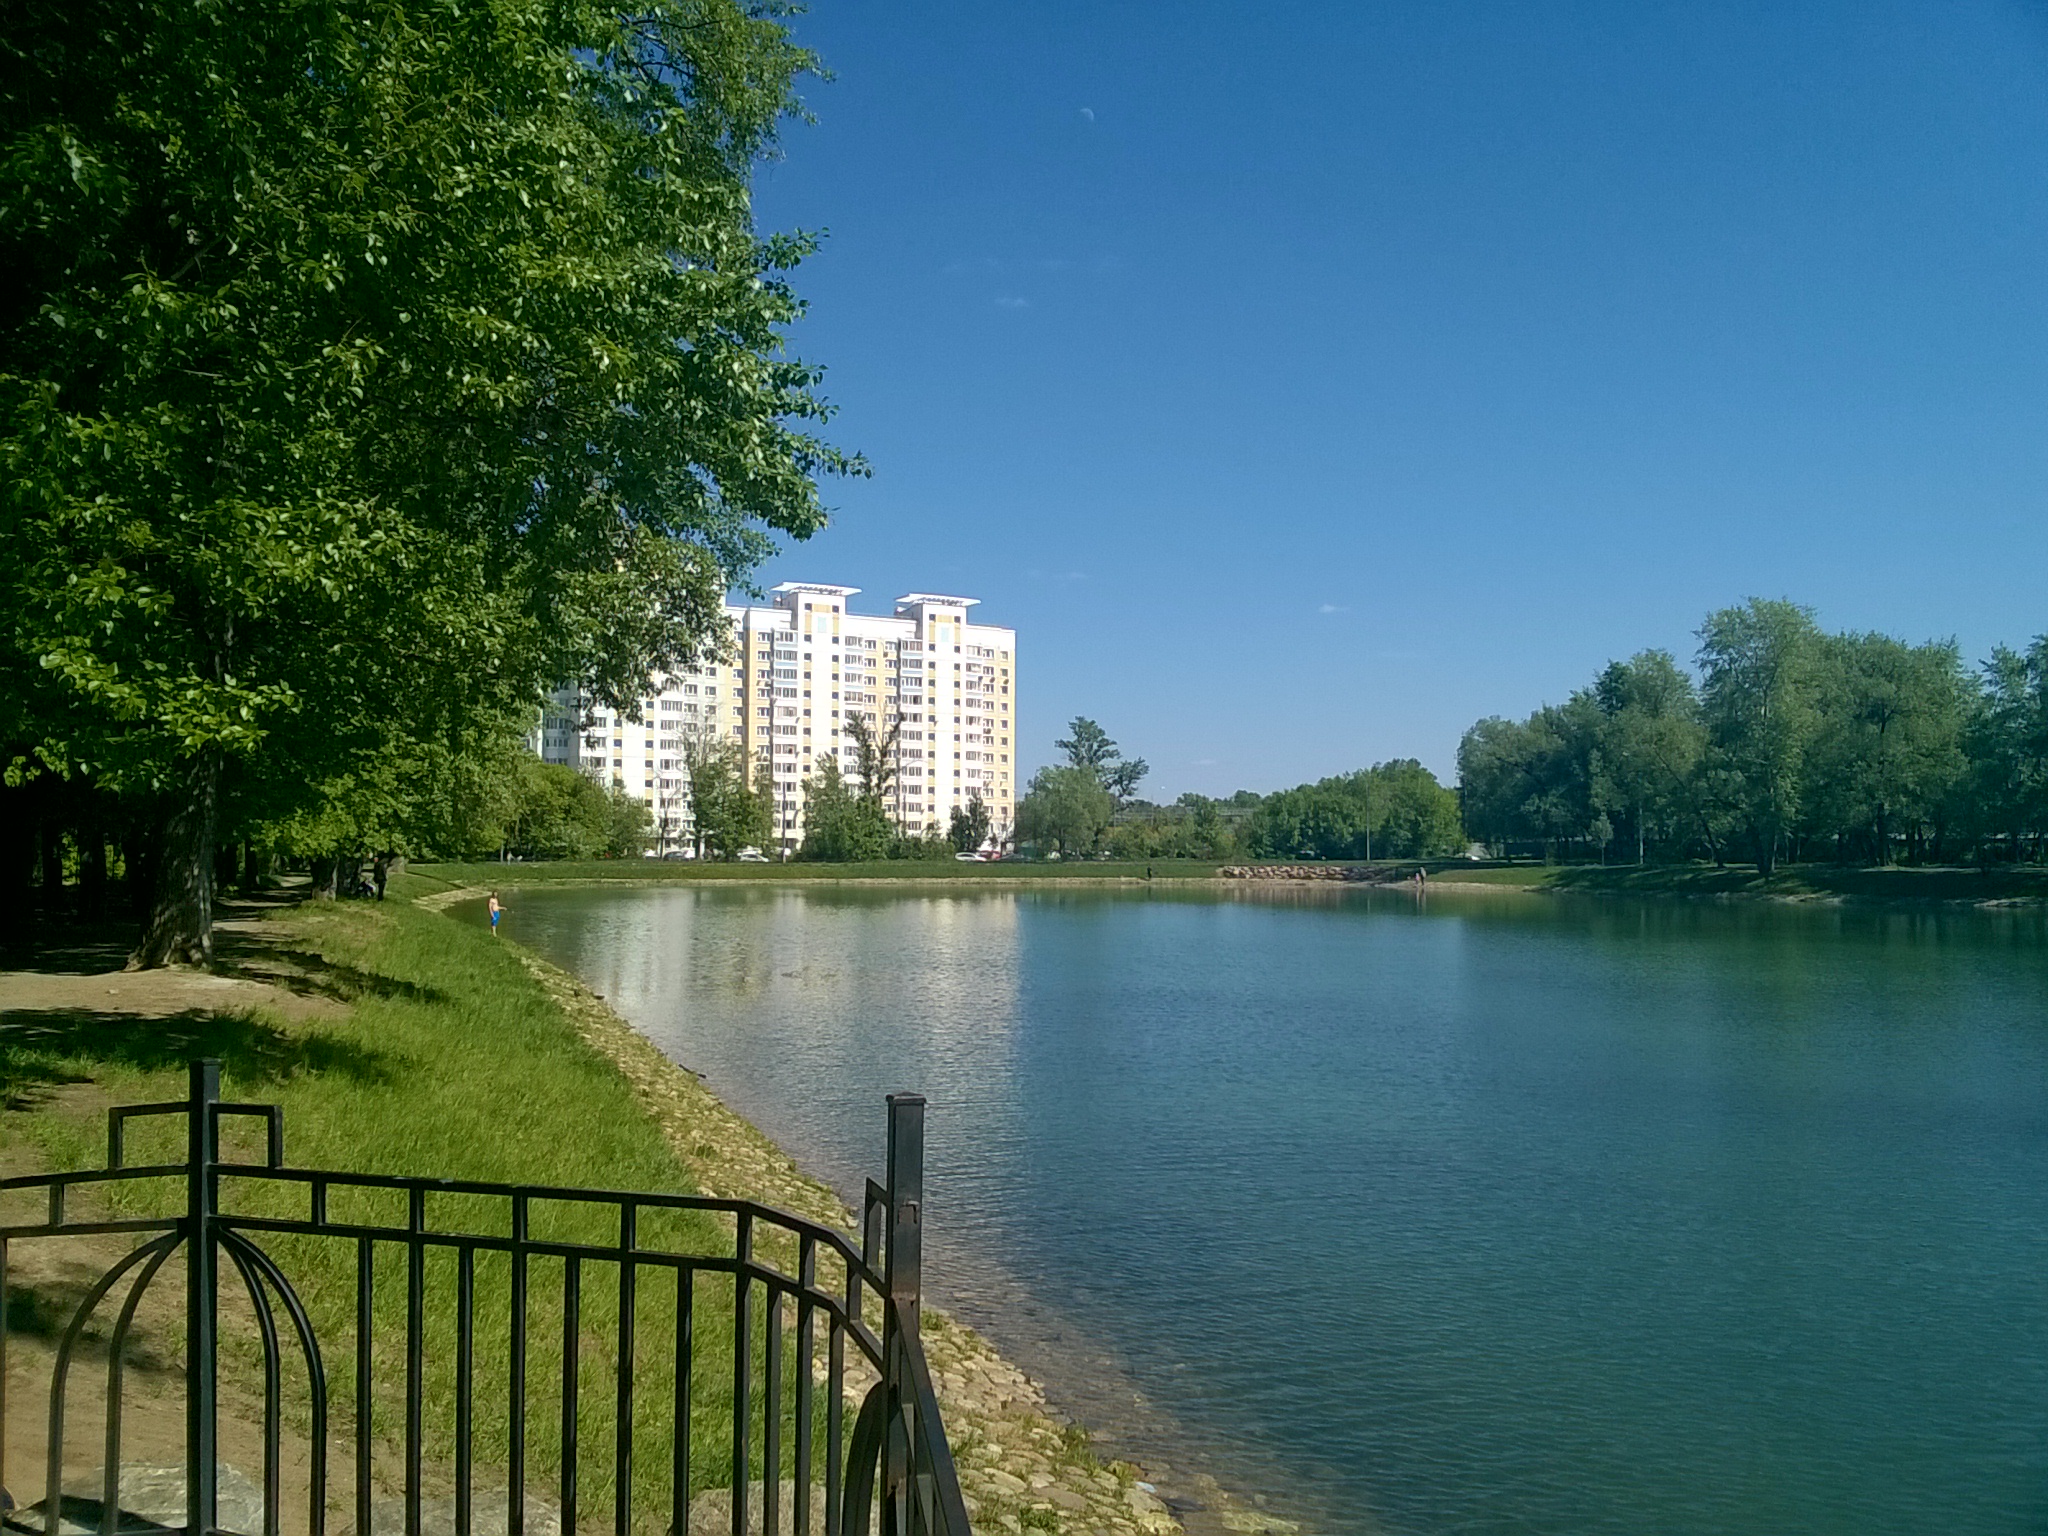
[1459,598,2048,872]
[1010,717,1467,862]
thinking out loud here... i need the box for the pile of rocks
[1218,864,1391,882]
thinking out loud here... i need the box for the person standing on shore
[488,892,506,936]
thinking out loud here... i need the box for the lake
[481,882,2048,1535]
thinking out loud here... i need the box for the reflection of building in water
[748,889,1026,1046]
[583,888,1030,1210]
[535,583,1017,857]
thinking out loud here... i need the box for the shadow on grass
[0,1007,398,1106]
[210,929,446,1007]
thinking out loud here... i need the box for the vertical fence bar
[406,1187,426,1536]
[827,1259,850,1536]
[561,1255,581,1536]
[671,1267,694,1536]
[457,1246,475,1536]
[510,1197,528,1536]
[764,1285,783,1536]
[732,1212,753,1536]
[616,1206,637,1536]
[795,1239,816,1536]
[1,1235,9,1511]
[356,1237,373,1536]
[187,1060,222,1536]
[883,1095,925,1536]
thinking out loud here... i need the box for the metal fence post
[187,1059,221,1536]
[881,1094,924,1536]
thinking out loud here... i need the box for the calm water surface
[488,884,2048,1535]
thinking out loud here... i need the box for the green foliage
[0,0,851,957]
[1248,760,1463,860]
[1697,600,1826,873]
[1015,765,1117,857]
[1055,717,1148,804]
[681,737,771,861]
[797,756,891,862]
[887,830,956,862]
[502,760,616,862]
[1106,794,1245,861]
[1967,639,2048,849]
[1459,598,2037,867]
[948,791,993,854]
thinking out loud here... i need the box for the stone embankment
[516,955,1289,1536]
[1219,864,1411,883]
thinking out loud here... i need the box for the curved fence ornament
[0,1061,972,1536]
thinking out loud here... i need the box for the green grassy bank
[408,857,1223,888]
[1,889,823,1524]
[1427,861,2048,902]
[403,855,2048,907]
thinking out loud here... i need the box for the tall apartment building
[536,583,1017,855]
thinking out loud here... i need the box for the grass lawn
[1,892,833,1527]
[1426,861,2048,902]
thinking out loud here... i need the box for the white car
[736,848,771,863]
[953,851,985,862]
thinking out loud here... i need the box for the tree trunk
[130,749,222,969]
[78,796,107,922]
[241,842,262,893]
[309,856,338,899]
[0,789,36,957]
[123,827,157,921]
[39,814,66,920]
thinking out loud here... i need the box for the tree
[1016,766,1115,857]
[679,730,770,861]
[799,755,890,862]
[1454,703,1599,858]
[1249,760,1462,860]
[1055,718,1148,805]
[1,0,852,963]
[1589,651,1704,864]
[1964,639,2048,861]
[845,713,900,803]
[1804,634,1968,862]
[1697,600,1825,874]
[948,791,992,854]
[1453,601,2027,869]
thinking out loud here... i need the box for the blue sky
[742,1,2048,797]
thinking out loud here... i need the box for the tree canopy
[1246,760,1463,861]
[1055,717,1148,804]
[1458,598,2034,870]
[1,0,851,958]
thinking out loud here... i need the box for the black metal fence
[0,1061,970,1536]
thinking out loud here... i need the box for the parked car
[953,851,985,862]
[736,848,770,862]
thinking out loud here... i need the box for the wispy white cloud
[995,295,1029,309]
[1318,602,1349,615]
